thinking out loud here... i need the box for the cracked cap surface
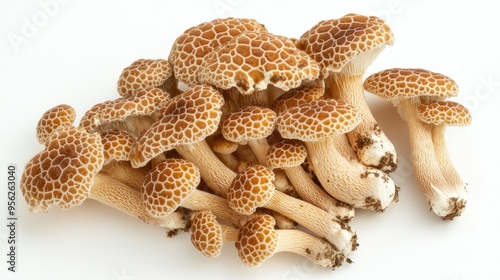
[276,99,361,142]
[169,18,267,86]
[101,131,135,164]
[236,214,278,267]
[36,104,76,145]
[142,158,201,218]
[297,13,394,78]
[271,84,324,113]
[363,68,459,100]
[191,210,223,258]
[221,106,276,144]
[117,59,173,97]
[198,31,320,94]
[417,101,471,126]
[266,139,307,169]
[20,126,104,213]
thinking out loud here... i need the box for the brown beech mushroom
[363,68,468,219]
[236,214,346,268]
[209,134,240,172]
[296,14,397,172]
[20,126,188,230]
[36,104,76,146]
[276,99,397,211]
[228,165,358,256]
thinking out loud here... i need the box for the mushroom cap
[417,101,472,126]
[266,139,307,169]
[142,158,201,218]
[296,13,394,78]
[276,99,361,142]
[198,31,320,95]
[79,87,170,135]
[168,18,267,86]
[363,68,459,101]
[210,134,239,154]
[228,165,275,215]
[117,59,173,97]
[36,104,76,145]
[235,214,278,267]
[221,106,277,144]
[101,131,135,165]
[20,127,104,213]
[130,84,224,167]
[190,210,224,258]
[271,85,324,113]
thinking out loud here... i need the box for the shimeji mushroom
[228,165,358,256]
[117,58,179,97]
[20,126,188,230]
[36,104,76,146]
[276,99,397,211]
[267,139,355,222]
[363,68,468,219]
[296,14,397,172]
[236,214,346,268]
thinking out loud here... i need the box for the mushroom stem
[220,224,239,242]
[91,174,188,230]
[99,161,150,191]
[402,100,466,219]
[431,125,465,187]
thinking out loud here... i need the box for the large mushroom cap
[235,214,278,267]
[20,127,104,213]
[266,139,307,169]
[276,99,361,142]
[117,59,173,97]
[36,104,77,145]
[190,210,224,258]
[228,165,275,215]
[417,101,472,126]
[130,84,224,168]
[198,31,320,94]
[142,158,201,218]
[221,106,277,144]
[168,18,267,86]
[296,13,394,78]
[363,68,459,101]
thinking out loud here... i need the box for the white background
[1,0,499,279]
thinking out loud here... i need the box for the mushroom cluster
[20,14,471,270]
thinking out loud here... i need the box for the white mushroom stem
[91,174,188,231]
[401,100,466,219]
[99,161,150,191]
[306,136,397,211]
[220,224,240,242]
[432,125,465,188]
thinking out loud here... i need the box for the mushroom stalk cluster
[20,14,471,272]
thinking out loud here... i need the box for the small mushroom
[363,68,467,219]
[236,214,346,268]
[228,165,358,256]
[190,210,225,258]
[209,134,240,172]
[36,104,76,146]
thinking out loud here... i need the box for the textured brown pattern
[228,165,275,215]
[198,31,320,94]
[117,59,173,97]
[20,127,104,213]
[363,68,459,100]
[142,158,201,218]
[131,85,224,167]
[276,99,361,142]
[190,210,223,258]
[169,18,267,86]
[101,131,135,164]
[271,85,324,113]
[36,104,76,145]
[297,14,394,78]
[266,139,307,169]
[221,106,276,143]
[236,214,278,267]
[417,101,471,126]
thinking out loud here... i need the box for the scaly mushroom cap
[363,68,459,101]
[276,99,361,142]
[190,210,224,258]
[296,14,394,78]
[228,165,275,215]
[235,214,278,267]
[101,131,135,165]
[142,158,201,218]
[198,31,320,95]
[36,104,76,145]
[417,101,472,126]
[168,18,267,86]
[117,59,173,97]
[79,87,170,135]
[130,84,224,167]
[271,85,324,113]
[20,127,104,213]
[221,106,276,145]
[266,140,307,169]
